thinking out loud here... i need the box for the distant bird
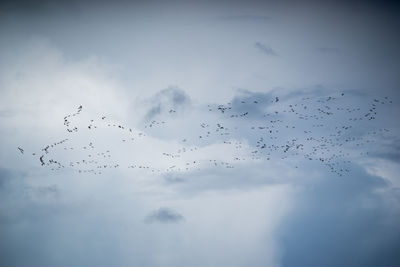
[39,155,45,166]
[20,93,392,177]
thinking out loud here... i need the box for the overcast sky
[1,1,400,267]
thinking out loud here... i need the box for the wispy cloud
[144,207,184,224]
[254,42,277,56]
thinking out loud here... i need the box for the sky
[1,1,400,266]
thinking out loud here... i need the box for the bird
[20,92,392,177]
[39,155,45,166]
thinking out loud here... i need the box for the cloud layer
[1,1,400,267]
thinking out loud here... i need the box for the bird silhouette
[18,91,393,177]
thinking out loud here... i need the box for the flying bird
[39,155,45,166]
[18,91,392,177]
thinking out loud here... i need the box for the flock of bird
[18,91,393,176]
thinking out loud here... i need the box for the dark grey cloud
[145,87,190,121]
[278,166,400,267]
[144,207,184,224]
[254,42,277,56]
[164,173,185,184]
[370,137,400,163]
[374,151,400,163]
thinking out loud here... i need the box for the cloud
[0,168,12,189]
[369,137,400,163]
[230,89,274,118]
[164,173,186,184]
[0,4,399,267]
[375,151,400,163]
[254,42,277,56]
[144,207,184,224]
[278,166,400,267]
[25,184,59,198]
[144,86,191,121]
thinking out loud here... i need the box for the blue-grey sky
[1,1,400,266]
